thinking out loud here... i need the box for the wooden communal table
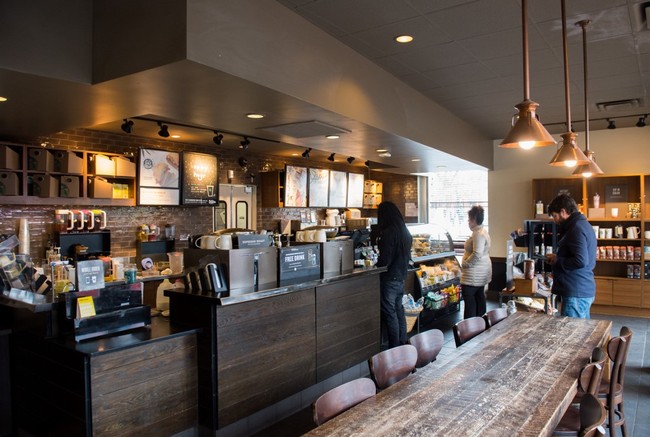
[307,312,611,437]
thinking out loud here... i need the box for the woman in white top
[461,205,492,319]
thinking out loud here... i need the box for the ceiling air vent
[596,99,640,112]
[257,120,351,138]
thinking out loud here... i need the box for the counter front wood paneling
[316,275,380,381]
[216,289,316,426]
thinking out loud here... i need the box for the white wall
[489,127,650,257]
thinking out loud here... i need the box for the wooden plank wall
[90,335,198,436]
[316,275,380,381]
[215,289,316,426]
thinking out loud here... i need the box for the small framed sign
[138,148,180,205]
[182,151,218,206]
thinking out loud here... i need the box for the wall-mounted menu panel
[181,151,218,206]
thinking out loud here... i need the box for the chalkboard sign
[278,244,321,282]
[182,151,218,205]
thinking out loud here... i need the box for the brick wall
[1,128,417,260]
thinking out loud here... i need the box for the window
[428,170,488,239]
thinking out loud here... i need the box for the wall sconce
[301,148,312,158]
[347,156,355,164]
[213,131,224,145]
[607,119,616,129]
[327,153,335,162]
[157,122,170,138]
[636,115,646,127]
[121,119,134,134]
[227,169,234,183]
[239,137,250,149]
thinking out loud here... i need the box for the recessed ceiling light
[378,151,392,158]
[437,165,447,169]
[411,158,421,162]
[171,134,181,139]
[0,96,7,102]
[326,135,340,139]
[376,148,388,153]
[246,113,265,119]
[394,35,414,44]
[291,153,299,156]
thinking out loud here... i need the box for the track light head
[238,157,248,167]
[213,131,224,145]
[327,153,335,162]
[365,160,370,167]
[301,148,311,158]
[347,156,355,164]
[636,115,646,128]
[157,122,170,137]
[607,119,616,130]
[239,137,250,149]
[121,119,134,134]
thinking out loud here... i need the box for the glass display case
[407,223,455,262]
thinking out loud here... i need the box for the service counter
[166,266,384,430]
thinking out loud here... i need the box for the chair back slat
[312,377,376,426]
[453,316,486,347]
[368,344,418,390]
[580,393,607,437]
[483,308,508,328]
[408,329,444,368]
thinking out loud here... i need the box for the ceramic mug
[296,231,305,242]
[645,231,650,239]
[195,235,218,249]
[592,225,599,238]
[216,234,233,250]
[306,230,316,242]
[315,229,327,243]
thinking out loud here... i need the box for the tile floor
[254,298,649,437]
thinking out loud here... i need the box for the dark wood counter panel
[8,316,199,436]
[167,267,383,430]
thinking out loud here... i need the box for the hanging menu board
[182,151,218,205]
[138,148,180,205]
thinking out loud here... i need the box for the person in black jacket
[375,201,413,348]
[545,194,597,318]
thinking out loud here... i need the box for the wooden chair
[553,348,607,436]
[599,326,633,437]
[312,377,376,426]
[408,329,444,368]
[483,307,508,328]
[452,316,486,347]
[368,344,418,390]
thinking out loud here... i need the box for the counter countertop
[166,266,385,305]
[43,316,199,357]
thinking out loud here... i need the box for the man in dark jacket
[545,194,596,318]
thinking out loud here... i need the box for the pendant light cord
[522,0,530,101]
[561,0,571,130]
[579,20,591,151]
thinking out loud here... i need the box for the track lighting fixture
[365,160,370,167]
[157,122,170,138]
[347,156,355,164]
[607,119,616,129]
[213,131,223,145]
[121,119,134,134]
[239,137,250,149]
[636,115,646,127]
[301,148,311,158]
[327,153,335,162]
[238,157,248,168]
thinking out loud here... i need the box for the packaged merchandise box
[0,172,19,195]
[88,177,113,198]
[60,175,80,198]
[91,154,115,176]
[28,148,54,172]
[33,174,59,197]
[0,146,20,170]
[53,151,83,174]
[513,278,538,295]
[112,156,135,177]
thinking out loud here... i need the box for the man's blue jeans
[561,296,595,319]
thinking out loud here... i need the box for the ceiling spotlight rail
[131,116,282,145]
[545,113,650,129]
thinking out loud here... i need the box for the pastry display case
[407,223,455,262]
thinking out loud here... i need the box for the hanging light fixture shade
[572,19,603,177]
[500,0,556,149]
[549,0,589,168]
[549,132,589,167]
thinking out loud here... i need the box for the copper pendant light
[572,19,604,177]
[549,0,590,167]
[500,0,556,149]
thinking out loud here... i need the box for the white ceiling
[1,0,649,175]
[276,0,650,139]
